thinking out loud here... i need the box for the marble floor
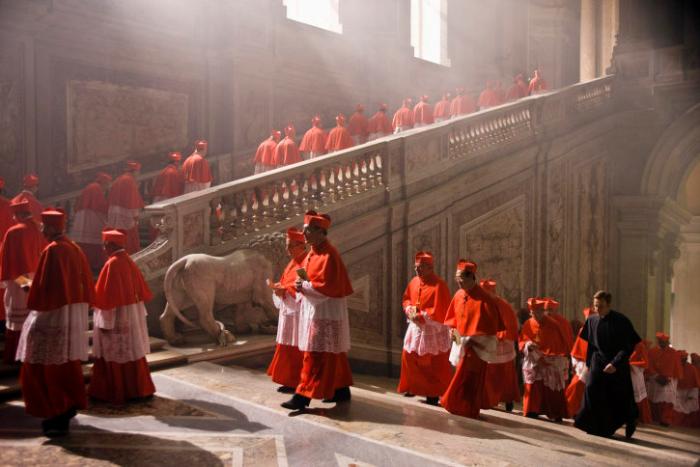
[0,362,698,466]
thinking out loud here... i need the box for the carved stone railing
[135,76,616,282]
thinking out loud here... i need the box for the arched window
[283,0,343,34]
[411,0,450,66]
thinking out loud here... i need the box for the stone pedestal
[671,216,700,355]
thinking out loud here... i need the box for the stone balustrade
[133,75,614,283]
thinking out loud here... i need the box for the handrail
[133,76,615,281]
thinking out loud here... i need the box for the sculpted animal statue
[160,249,277,346]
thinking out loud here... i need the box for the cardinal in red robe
[673,350,700,427]
[70,172,111,272]
[478,81,501,110]
[267,228,307,392]
[647,332,683,426]
[691,353,700,427]
[348,104,369,146]
[413,95,434,128]
[441,260,504,419]
[397,251,453,405]
[12,174,43,225]
[182,139,213,193]
[528,69,548,95]
[0,177,15,328]
[433,92,451,123]
[450,88,476,117]
[281,211,354,410]
[392,98,414,133]
[367,103,393,141]
[0,199,47,364]
[107,161,144,254]
[254,130,281,173]
[152,152,184,203]
[275,125,302,167]
[17,208,93,437]
[544,298,574,351]
[519,297,570,422]
[299,118,327,160]
[88,229,156,405]
[506,74,529,101]
[565,307,594,418]
[480,279,521,411]
[629,340,653,423]
[326,114,354,153]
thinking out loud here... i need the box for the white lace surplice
[571,356,589,384]
[630,365,648,403]
[107,205,139,230]
[448,334,499,367]
[92,302,151,364]
[402,311,451,356]
[647,377,678,404]
[521,342,569,391]
[273,292,300,347]
[16,303,90,364]
[3,281,31,331]
[296,281,350,354]
[70,209,107,244]
[674,387,699,414]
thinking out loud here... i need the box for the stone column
[580,0,598,81]
[612,196,689,338]
[671,216,700,355]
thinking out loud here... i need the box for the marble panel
[66,80,189,173]
[348,250,385,339]
[183,211,205,250]
[546,160,566,302]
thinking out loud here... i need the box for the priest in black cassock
[574,290,641,439]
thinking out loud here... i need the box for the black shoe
[424,396,439,406]
[281,394,310,410]
[525,412,539,419]
[323,386,352,403]
[41,417,68,438]
[505,402,514,412]
[277,386,296,394]
[625,420,637,439]
[403,392,415,398]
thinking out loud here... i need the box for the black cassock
[574,310,641,437]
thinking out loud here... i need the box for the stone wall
[0,0,581,198]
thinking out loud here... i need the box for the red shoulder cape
[274,138,302,166]
[75,182,109,214]
[27,237,94,310]
[368,112,393,135]
[152,164,184,199]
[0,220,47,280]
[0,196,15,246]
[443,285,504,337]
[325,127,354,152]
[12,191,44,225]
[402,274,451,323]
[94,250,153,309]
[254,138,278,165]
[348,112,369,137]
[182,153,213,183]
[108,173,144,210]
[299,127,328,154]
[303,240,353,298]
[518,315,570,356]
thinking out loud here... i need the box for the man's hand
[603,363,617,374]
[451,328,461,344]
[295,278,304,292]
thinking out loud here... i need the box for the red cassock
[12,191,43,226]
[325,126,354,152]
[348,112,369,143]
[367,111,393,138]
[182,153,213,185]
[413,101,434,126]
[440,285,503,419]
[647,346,683,425]
[519,316,570,420]
[629,341,653,423]
[674,361,700,427]
[152,164,184,202]
[397,274,453,398]
[254,137,279,171]
[20,237,93,419]
[267,254,305,388]
[478,88,501,109]
[71,182,109,271]
[295,240,354,400]
[450,94,476,117]
[433,98,450,121]
[392,106,414,131]
[299,127,328,156]
[274,137,302,166]
[506,80,528,101]
[107,173,144,254]
[0,220,46,364]
[88,250,156,404]
[565,330,588,418]
[482,296,521,408]
[0,195,15,322]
